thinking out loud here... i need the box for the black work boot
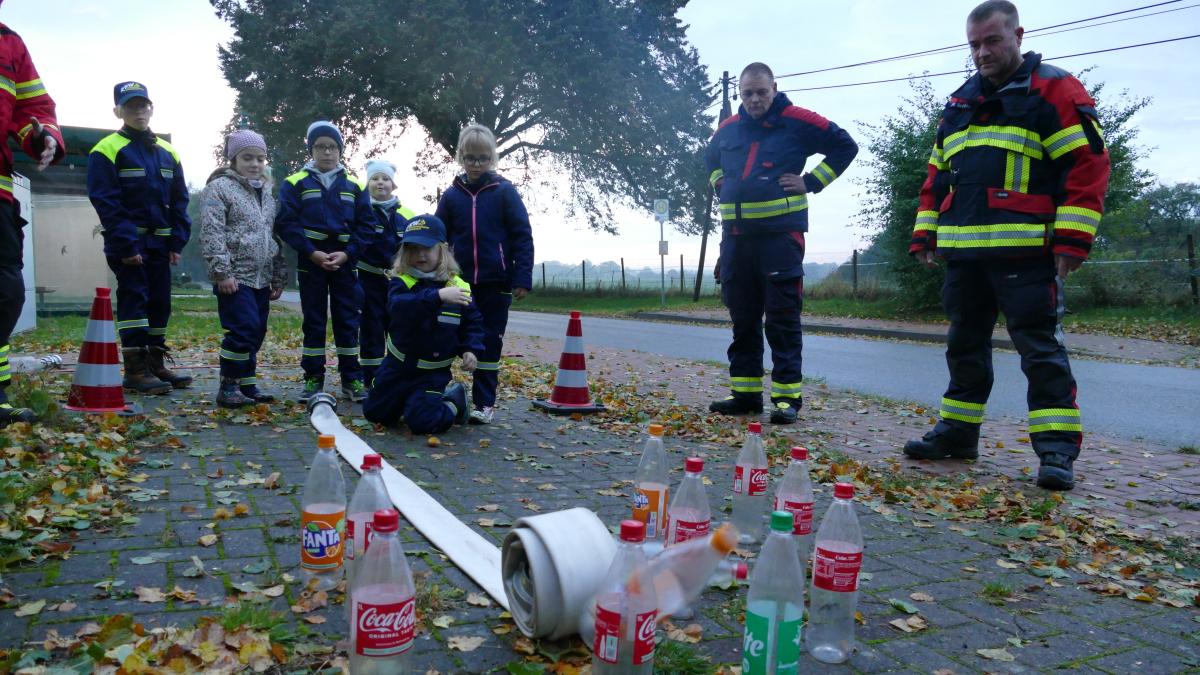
[0,389,36,427]
[122,348,173,395]
[240,381,276,403]
[298,376,324,404]
[1036,452,1076,491]
[146,345,193,389]
[341,378,367,403]
[217,377,255,409]
[443,382,469,425]
[709,395,764,416]
[769,399,799,424]
[903,422,979,460]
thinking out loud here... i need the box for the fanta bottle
[300,434,347,591]
[632,424,669,539]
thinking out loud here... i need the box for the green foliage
[654,640,713,674]
[210,0,715,234]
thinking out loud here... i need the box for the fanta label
[301,509,345,572]
[632,485,667,539]
[354,597,416,656]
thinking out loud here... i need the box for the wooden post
[621,257,626,294]
[541,262,546,290]
[680,254,685,293]
[1189,234,1198,307]
[581,260,586,292]
[852,249,859,296]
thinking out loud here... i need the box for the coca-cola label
[594,606,656,665]
[734,466,768,496]
[671,518,710,545]
[345,520,375,562]
[775,498,814,535]
[742,608,800,674]
[300,509,345,571]
[354,597,416,656]
[812,547,863,592]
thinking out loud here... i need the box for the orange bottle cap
[710,523,737,554]
[648,424,664,436]
[317,434,336,449]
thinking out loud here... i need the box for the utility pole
[694,70,733,302]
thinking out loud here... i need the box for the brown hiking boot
[122,348,172,395]
[146,345,193,389]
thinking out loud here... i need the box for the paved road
[508,311,1200,447]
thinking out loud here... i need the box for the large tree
[211,0,715,233]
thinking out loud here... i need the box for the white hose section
[9,355,63,373]
[308,397,509,610]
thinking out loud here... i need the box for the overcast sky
[6,1,1198,269]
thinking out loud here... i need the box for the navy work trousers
[470,284,512,409]
[216,284,270,383]
[358,269,388,386]
[107,248,172,349]
[297,256,363,382]
[362,361,456,435]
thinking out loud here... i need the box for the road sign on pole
[654,199,669,307]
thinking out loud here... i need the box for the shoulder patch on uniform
[285,170,310,186]
[781,106,830,130]
[398,273,418,289]
[90,133,130,163]
[155,137,181,163]
[450,275,472,291]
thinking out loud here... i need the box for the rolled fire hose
[501,508,617,640]
[307,393,508,609]
[9,354,63,373]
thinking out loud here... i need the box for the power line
[778,33,1200,94]
[773,0,1187,80]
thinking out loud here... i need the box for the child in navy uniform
[363,215,483,435]
[87,81,192,395]
[435,124,534,424]
[274,121,376,403]
[357,159,416,387]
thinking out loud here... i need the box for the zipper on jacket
[471,195,480,285]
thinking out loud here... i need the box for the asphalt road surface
[507,311,1200,448]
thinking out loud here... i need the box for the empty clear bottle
[732,422,769,544]
[665,457,710,546]
[774,446,815,569]
[300,434,347,591]
[350,509,416,674]
[593,520,657,674]
[742,511,805,675]
[639,523,738,618]
[346,453,391,589]
[632,424,670,540]
[806,482,863,664]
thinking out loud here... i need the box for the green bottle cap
[770,510,794,533]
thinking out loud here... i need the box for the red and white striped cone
[65,288,137,414]
[533,310,606,415]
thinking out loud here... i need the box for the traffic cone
[65,288,138,414]
[533,310,606,415]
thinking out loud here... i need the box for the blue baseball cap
[113,81,152,106]
[401,215,447,248]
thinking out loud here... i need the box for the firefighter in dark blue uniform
[904,1,1110,491]
[88,82,192,395]
[705,63,858,424]
[275,121,377,403]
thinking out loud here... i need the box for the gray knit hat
[225,129,267,160]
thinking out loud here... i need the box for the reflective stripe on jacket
[910,52,1110,261]
[275,167,375,263]
[384,273,485,370]
[358,201,417,274]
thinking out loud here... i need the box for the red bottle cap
[570,310,581,319]
[373,508,400,533]
[619,519,646,543]
[317,434,336,449]
[834,483,854,500]
[747,422,762,434]
[96,287,111,298]
[361,454,382,470]
[685,457,704,473]
[791,446,808,461]
[734,561,749,580]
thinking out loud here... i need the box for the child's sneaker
[298,377,323,404]
[341,379,367,403]
[443,383,469,425]
[469,406,495,425]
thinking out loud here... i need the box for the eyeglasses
[312,143,339,154]
[463,154,492,165]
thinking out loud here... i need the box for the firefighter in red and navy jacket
[0,16,65,427]
[88,82,193,395]
[704,62,857,424]
[904,1,1110,491]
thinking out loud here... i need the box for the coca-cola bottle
[806,483,864,664]
[639,523,738,618]
[592,520,657,674]
[300,434,346,591]
[742,511,805,675]
[732,422,769,544]
[346,454,391,588]
[665,457,710,546]
[632,424,669,540]
[350,508,416,674]
[774,446,815,568]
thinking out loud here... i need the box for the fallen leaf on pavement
[447,635,485,652]
[135,587,166,603]
[304,615,326,624]
[910,592,935,602]
[199,534,219,547]
[466,592,490,607]
[475,504,500,512]
[996,559,1019,569]
[432,615,454,629]
[263,472,281,489]
[15,599,46,617]
[977,648,1015,662]
[888,615,928,632]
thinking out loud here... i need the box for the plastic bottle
[592,520,657,674]
[346,454,391,588]
[806,483,864,664]
[732,422,769,544]
[639,523,739,618]
[350,509,416,674]
[665,457,710,546]
[773,446,815,568]
[300,434,347,591]
[742,511,806,675]
[631,424,670,540]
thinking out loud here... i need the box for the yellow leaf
[199,534,219,547]
[135,586,166,603]
[996,559,1019,569]
[466,592,490,607]
[213,508,233,521]
[15,599,46,617]
[427,436,442,447]
[303,615,327,624]
[447,635,485,652]
[197,641,221,663]
[432,615,454,629]
[537,483,557,491]
[234,503,251,517]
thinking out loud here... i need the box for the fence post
[621,258,626,294]
[680,254,685,293]
[541,262,546,290]
[852,249,859,296]
[581,260,586,292]
[1189,234,1198,307]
